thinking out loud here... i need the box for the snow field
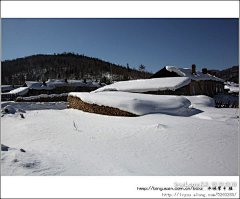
[1,99,238,176]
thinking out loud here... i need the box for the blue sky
[1,18,238,73]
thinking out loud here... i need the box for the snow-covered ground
[224,81,239,94]
[1,95,238,176]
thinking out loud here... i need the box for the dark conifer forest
[1,52,152,85]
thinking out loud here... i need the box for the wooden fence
[214,94,239,108]
[1,93,18,101]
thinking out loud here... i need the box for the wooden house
[150,65,225,97]
[22,79,103,96]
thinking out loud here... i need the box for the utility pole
[110,63,113,82]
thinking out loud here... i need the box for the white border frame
[1,1,239,18]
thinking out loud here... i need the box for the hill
[1,53,152,85]
[208,65,239,83]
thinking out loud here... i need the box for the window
[192,85,195,95]
[200,84,203,94]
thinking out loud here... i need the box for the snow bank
[185,95,215,108]
[9,87,29,96]
[1,105,17,114]
[166,66,224,82]
[92,77,191,93]
[224,82,239,93]
[69,91,191,116]
[1,105,25,115]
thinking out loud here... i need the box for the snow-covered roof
[67,80,86,87]
[9,87,29,96]
[86,81,101,88]
[25,81,55,90]
[92,77,191,93]
[69,91,191,116]
[165,66,224,82]
[24,79,102,90]
[224,82,239,93]
[46,79,67,87]
[1,85,22,92]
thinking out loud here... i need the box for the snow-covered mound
[224,82,239,94]
[1,105,17,114]
[185,95,215,108]
[166,66,224,82]
[1,104,26,115]
[69,91,192,116]
[92,77,191,93]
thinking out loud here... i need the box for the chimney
[43,80,46,86]
[191,64,196,75]
[202,68,207,74]
[65,78,68,83]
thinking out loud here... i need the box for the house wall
[189,80,224,97]
[144,84,190,95]
[141,80,223,97]
[150,67,224,97]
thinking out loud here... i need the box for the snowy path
[1,101,238,176]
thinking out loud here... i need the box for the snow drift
[224,82,239,94]
[69,91,192,116]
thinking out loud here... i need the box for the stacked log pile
[67,96,137,117]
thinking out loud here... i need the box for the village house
[22,79,103,96]
[93,64,225,97]
[150,65,225,97]
[1,79,104,101]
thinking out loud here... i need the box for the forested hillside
[1,53,152,85]
[208,65,239,83]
